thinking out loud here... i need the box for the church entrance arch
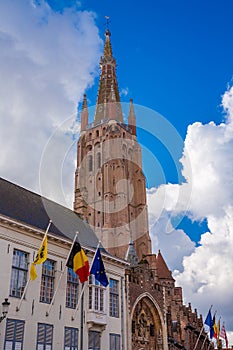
[131,293,165,350]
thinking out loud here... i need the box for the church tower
[74,29,151,260]
[73,28,214,350]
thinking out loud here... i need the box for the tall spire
[128,98,136,136]
[125,236,139,266]
[94,29,123,123]
[80,94,88,132]
[104,29,113,57]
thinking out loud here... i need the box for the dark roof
[0,177,99,250]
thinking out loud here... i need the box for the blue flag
[210,315,216,339]
[90,248,109,287]
[204,308,214,339]
[204,309,212,327]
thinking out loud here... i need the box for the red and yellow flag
[213,315,218,339]
[66,242,90,283]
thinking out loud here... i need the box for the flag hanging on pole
[66,242,90,283]
[204,307,214,339]
[30,235,48,280]
[204,308,212,328]
[90,247,109,287]
[220,323,228,348]
[213,315,218,339]
[217,318,221,340]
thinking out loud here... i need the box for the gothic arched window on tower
[128,148,132,160]
[122,144,127,155]
[97,153,101,168]
[88,155,93,172]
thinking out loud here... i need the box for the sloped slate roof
[156,250,174,280]
[0,177,99,250]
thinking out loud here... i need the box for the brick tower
[74,29,151,260]
[74,28,214,350]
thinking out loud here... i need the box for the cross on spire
[105,15,110,29]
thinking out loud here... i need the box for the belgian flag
[66,242,90,283]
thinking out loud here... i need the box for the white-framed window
[64,327,78,350]
[4,319,25,350]
[88,275,105,313]
[40,259,55,304]
[109,334,120,350]
[109,278,119,318]
[37,323,53,350]
[66,268,79,309]
[88,330,100,350]
[10,249,28,298]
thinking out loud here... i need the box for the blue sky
[85,0,232,131]
[0,0,233,342]
[51,0,233,186]
[47,0,233,128]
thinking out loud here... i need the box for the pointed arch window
[97,153,101,168]
[88,155,93,172]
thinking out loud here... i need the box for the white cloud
[181,119,233,219]
[148,207,195,271]
[147,86,233,342]
[120,87,129,97]
[1,0,233,343]
[0,0,101,197]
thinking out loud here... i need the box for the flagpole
[46,232,78,316]
[16,278,31,312]
[200,332,208,350]
[90,241,101,269]
[193,324,205,350]
[16,220,52,312]
[71,241,101,321]
[215,316,221,349]
[71,282,87,321]
[194,305,213,350]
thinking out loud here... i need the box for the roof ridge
[0,176,71,212]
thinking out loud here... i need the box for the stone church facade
[74,28,213,350]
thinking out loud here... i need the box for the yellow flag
[217,318,221,339]
[30,263,37,281]
[30,235,48,280]
[34,235,48,264]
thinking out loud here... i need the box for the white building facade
[0,178,128,349]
